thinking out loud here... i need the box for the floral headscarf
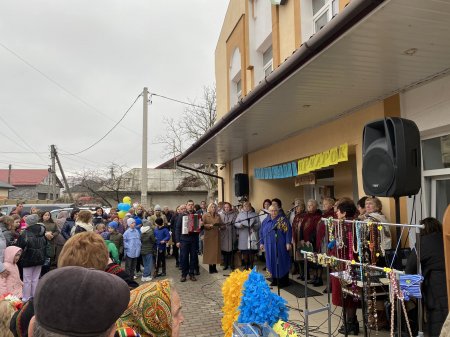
[117,280,172,337]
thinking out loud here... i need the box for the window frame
[312,0,338,33]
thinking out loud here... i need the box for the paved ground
[156,255,225,337]
[144,255,392,337]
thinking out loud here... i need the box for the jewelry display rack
[299,218,424,337]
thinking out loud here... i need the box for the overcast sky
[0,0,228,176]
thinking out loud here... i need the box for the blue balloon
[117,203,126,211]
[122,203,131,212]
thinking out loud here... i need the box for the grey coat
[0,223,13,246]
[220,211,237,252]
[234,210,260,251]
[0,230,6,273]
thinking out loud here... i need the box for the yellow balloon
[118,210,126,219]
[123,196,131,204]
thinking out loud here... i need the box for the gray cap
[34,266,130,336]
[154,204,162,211]
[25,214,39,227]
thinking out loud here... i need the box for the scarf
[117,280,172,337]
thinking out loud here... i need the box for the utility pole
[51,145,57,200]
[141,87,149,208]
[7,164,11,184]
[54,147,74,203]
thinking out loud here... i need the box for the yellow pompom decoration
[378,225,383,231]
[273,320,298,337]
[376,253,380,257]
[351,260,356,265]
[383,267,392,273]
[221,269,251,337]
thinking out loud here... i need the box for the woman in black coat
[16,214,47,301]
[406,217,448,337]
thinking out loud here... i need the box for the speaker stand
[393,196,403,337]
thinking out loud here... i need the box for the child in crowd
[0,246,23,298]
[123,218,141,279]
[140,220,155,282]
[96,223,110,240]
[110,214,125,234]
[153,218,170,277]
[105,239,120,264]
[108,221,124,261]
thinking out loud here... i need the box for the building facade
[178,0,450,232]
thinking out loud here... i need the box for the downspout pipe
[176,162,224,202]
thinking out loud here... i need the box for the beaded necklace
[327,217,334,242]
[337,219,344,249]
[389,272,413,337]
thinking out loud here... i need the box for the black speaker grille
[363,148,395,196]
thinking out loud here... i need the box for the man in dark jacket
[175,200,199,282]
[61,208,80,240]
[16,214,47,301]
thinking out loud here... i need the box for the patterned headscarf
[116,280,172,337]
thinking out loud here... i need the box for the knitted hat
[154,205,162,211]
[108,221,119,230]
[127,218,136,226]
[25,214,39,227]
[34,266,130,337]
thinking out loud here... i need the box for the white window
[312,0,338,32]
[236,79,242,100]
[263,46,273,77]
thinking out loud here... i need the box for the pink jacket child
[0,246,23,298]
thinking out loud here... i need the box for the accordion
[182,214,201,234]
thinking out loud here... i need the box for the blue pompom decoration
[328,240,336,250]
[237,268,289,326]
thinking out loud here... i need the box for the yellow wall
[0,189,8,198]
[278,0,300,64]
[245,102,387,208]
[339,0,351,11]
[215,0,247,119]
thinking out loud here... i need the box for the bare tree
[69,163,128,207]
[156,85,218,201]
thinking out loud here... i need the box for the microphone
[260,209,269,215]
[286,205,296,215]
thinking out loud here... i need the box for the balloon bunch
[117,196,132,219]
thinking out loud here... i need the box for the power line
[0,114,48,164]
[64,93,142,155]
[150,92,216,111]
[0,40,138,135]
[0,151,48,154]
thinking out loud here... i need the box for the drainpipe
[176,162,224,202]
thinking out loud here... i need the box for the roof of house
[0,169,53,186]
[0,180,15,189]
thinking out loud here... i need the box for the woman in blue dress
[259,204,292,287]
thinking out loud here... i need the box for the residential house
[0,181,15,199]
[0,169,63,200]
[98,168,210,209]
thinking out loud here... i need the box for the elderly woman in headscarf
[116,280,184,337]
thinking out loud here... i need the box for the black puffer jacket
[61,218,76,240]
[16,224,47,267]
[406,232,448,336]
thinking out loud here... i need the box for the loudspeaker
[235,173,249,197]
[362,117,421,197]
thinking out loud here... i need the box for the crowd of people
[0,194,447,336]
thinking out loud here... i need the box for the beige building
[177,0,450,231]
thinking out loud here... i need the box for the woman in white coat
[234,201,260,270]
